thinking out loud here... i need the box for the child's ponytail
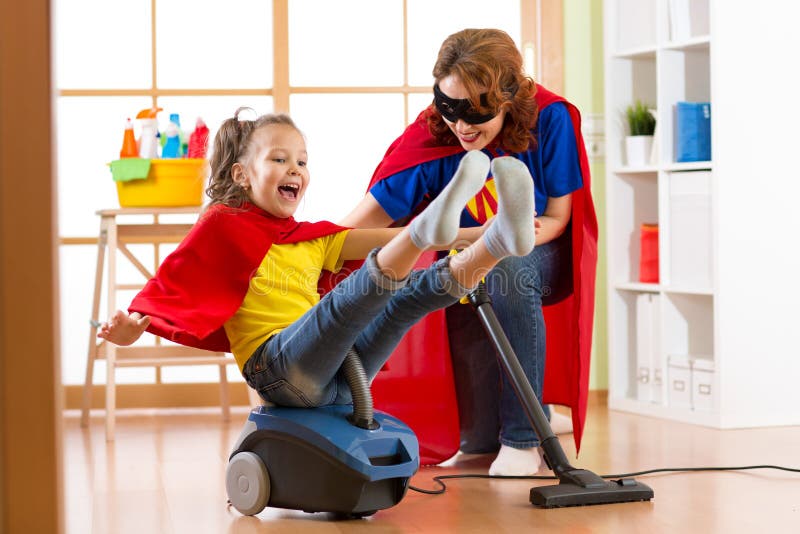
[206,107,258,208]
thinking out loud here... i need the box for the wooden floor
[64,400,800,533]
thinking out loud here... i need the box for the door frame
[0,1,63,533]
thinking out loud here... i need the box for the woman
[340,28,597,476]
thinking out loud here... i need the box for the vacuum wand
[467,285,654,508]
[469,289,571,475]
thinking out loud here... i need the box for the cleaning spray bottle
[135,107,163,158]
[119,118,138,158]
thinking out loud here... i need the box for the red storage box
[639,223,659,283]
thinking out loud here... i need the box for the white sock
[409,150,489,249]
[483,157,536,259]
[489,444,543,476]
[549,409,574,435]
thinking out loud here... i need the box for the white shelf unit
[603,0,800,428]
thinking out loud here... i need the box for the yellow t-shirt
[224,230,350,370]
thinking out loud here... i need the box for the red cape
[129,202,346,353]
[366,85,598,452]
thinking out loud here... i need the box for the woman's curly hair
[427,28,539,154]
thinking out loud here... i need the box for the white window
[55,0,524,385]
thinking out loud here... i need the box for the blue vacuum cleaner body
[226,403,419,517]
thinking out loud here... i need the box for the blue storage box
[675,102,711,162]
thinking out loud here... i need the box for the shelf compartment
[666,354,715,412]
[667,0,710,43]
[609,173,659,283]
[608,289,640,401]
[614,0,658,52]
[607,55,657,168]
[662,292,714,361]
[657,45,711,165]
[667,170,712,290]
[635,293,664,404]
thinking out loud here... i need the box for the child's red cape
[129,202,346,353]
[361,85,598,453]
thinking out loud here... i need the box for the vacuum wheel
[226,451,270,515]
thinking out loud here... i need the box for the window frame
[57,0,554,135]
[54,0,560,389]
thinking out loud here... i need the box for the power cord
[408,464,800,495]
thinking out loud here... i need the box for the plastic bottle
[170,113,189,157]
[161,113,188,156]
[161,121,181,158]
[119,118,138,158]
[135,107,163,159]
[187,117,210,159]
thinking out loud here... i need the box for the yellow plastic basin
[116,158,207,207]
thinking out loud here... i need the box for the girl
[99,109,538,410]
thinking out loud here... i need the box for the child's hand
[534,215,542,235]
[97,310,150,346]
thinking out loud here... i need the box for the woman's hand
[536,195,571,245]
[97,310,150,346]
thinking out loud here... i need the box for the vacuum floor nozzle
[530,475,653,508]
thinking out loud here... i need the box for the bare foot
[97,310,150,346]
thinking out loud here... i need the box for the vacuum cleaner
[466,284,654,508]
[226,281,653,516]
[225,349,419,517]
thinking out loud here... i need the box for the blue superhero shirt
[370,102,584,226]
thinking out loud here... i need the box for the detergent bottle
[160,113,188,156]
[136,107,163,158]
[187,117,210,159]
[161,121,181,158]
[119,118,138,158]
[171,113,189,156]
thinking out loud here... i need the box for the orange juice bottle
[119,118,138,158]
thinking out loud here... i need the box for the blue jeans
[447,232,572,450]
[242,249,469,407]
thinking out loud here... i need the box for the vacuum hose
[342,347,379,429]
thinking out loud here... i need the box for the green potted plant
[625,100,656,166]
